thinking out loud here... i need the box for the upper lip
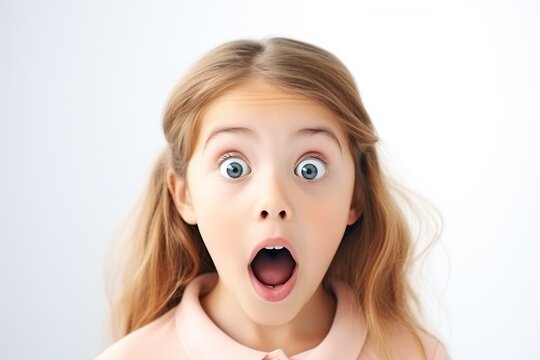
[249,237,299,265]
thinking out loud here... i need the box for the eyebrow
[296,126,343,153]
[204,126,256,150]
[203,125,343,152]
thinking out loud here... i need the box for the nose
[260,209,288,220]
[256,174,293,221]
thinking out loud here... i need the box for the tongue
[251,249,295,286]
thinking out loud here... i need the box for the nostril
[260,210,288,220]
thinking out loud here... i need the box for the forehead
[199,78,345,136]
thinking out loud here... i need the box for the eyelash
[217,152,329,166]
[301,153,328,165]
[217,151,246,166]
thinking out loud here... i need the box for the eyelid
[298,152,329,165]
[217,151,248,166]
[216,152,329,174]
[294,152,329,181]
[217,151,252,180]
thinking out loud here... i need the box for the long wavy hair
[105,37,440,358]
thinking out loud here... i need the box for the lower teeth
[265,284,282,289]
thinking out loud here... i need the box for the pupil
[302,164,317,179]
[227,162,242,178]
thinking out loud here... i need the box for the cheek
[300,178,355,259]
[195,208,244,273]
[305,200,349,249]
[192,198,234,248]
[188,178,248,265]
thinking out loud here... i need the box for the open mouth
[250,246,296,288]
[248,240,298,302]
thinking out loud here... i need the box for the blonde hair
[106,37,439,358]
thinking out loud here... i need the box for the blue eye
[295,158,327,180]
[219,157,251,179]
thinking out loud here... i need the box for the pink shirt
[97,273,450,359]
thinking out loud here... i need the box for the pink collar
[175,273,367,359]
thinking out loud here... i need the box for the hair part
[106,37,439,359]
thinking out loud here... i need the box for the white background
[1,0,539,359]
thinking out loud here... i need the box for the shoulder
[416,331,451,360]
[95,307,185,360]
[360,327,450,360]
[393,329,451,360]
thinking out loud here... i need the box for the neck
[201,278,336,355]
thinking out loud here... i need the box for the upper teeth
[264,245,284,250]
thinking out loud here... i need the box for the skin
[167,78,360,355]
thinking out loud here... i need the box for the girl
[97,38,449,359]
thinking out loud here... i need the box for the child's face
[174,78,359,325]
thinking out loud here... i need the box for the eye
[219,156,251,179]
[295,157,327,180]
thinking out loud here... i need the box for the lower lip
[248,266,298,302]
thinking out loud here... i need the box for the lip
[249,237,299,264]
[248,237,299,302]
